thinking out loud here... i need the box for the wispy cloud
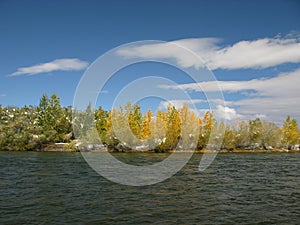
[158,99,240,121]
[117,38,220,69]
[211,38,300,69]
[158,99,205,110]
[159,68,300,122]
[8,58,89,76]
[117,36,300,70]
[0,93,6,97]
[160,68,300,97]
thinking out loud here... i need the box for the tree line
[0,93,299,151]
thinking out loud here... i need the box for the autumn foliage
[0,94,299,151]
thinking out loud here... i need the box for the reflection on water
[0,152,299,224]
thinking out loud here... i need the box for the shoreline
[1,143,299,153]
[2,148,299,153]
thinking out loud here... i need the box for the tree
[2,92,300,152]
[129,103,142,139]
[249,118,262,148]
[151,109,167,151]
[37,93,72,143]
[260,121,281,149]
[95,106,108,141]
[221,122,236,150]
[141,109,152,140]
[282,116,299,149]
[0,105,44,151]
[197,111,214,149]
[197,117,204,149]
[103,108,119,148]
[178,104,199,150]
[232,120,250,149]
[159,105,181,150]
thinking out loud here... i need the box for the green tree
[37,93,72,143]
[95,106,108,141]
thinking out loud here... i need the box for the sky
[0,0,300,123]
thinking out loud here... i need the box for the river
[0,151,299,224]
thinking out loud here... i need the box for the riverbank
[168,149,300,153]
[18,143,300,153]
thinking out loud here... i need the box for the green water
[0,152,299,224]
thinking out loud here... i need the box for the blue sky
[1,0,300,123]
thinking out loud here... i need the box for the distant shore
[1,143,299,153]
[28,143,300,153]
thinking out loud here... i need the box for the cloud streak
[158,99,240,121]
[159,68,300,122]
[117,37,300,70]
[160,68,300,97]
[158,99,206,110]
[211,38,300,69]
[8,58,89,76]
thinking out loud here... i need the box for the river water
[0,151,299,224]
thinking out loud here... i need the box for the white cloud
[0,93,6,97]
[215,105,240,121]
[158,99,209,118]
[158,99,240,121]
[232,96,300,123]
[117,37,300,70]
[161,68,300,97]
[210,38,300,69]
[158,99,205,110]
[8,58,89,76]
[117,38,219,69]
[159,99,242,120]
[159,68,300,123]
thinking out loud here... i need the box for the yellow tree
[221,122,236,150]
[281,116,299,149]
[141,109,152,140]
[104,108,119,148]
[128,103,142,140]
[249,118,262,146]
[160,105,181,150]
[197,116,204,149]
[198,111,214,149]
[113,105,137,148]
[179,104,199,150]
[151,109,167,151]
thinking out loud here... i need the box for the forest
[0,93,299,152]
